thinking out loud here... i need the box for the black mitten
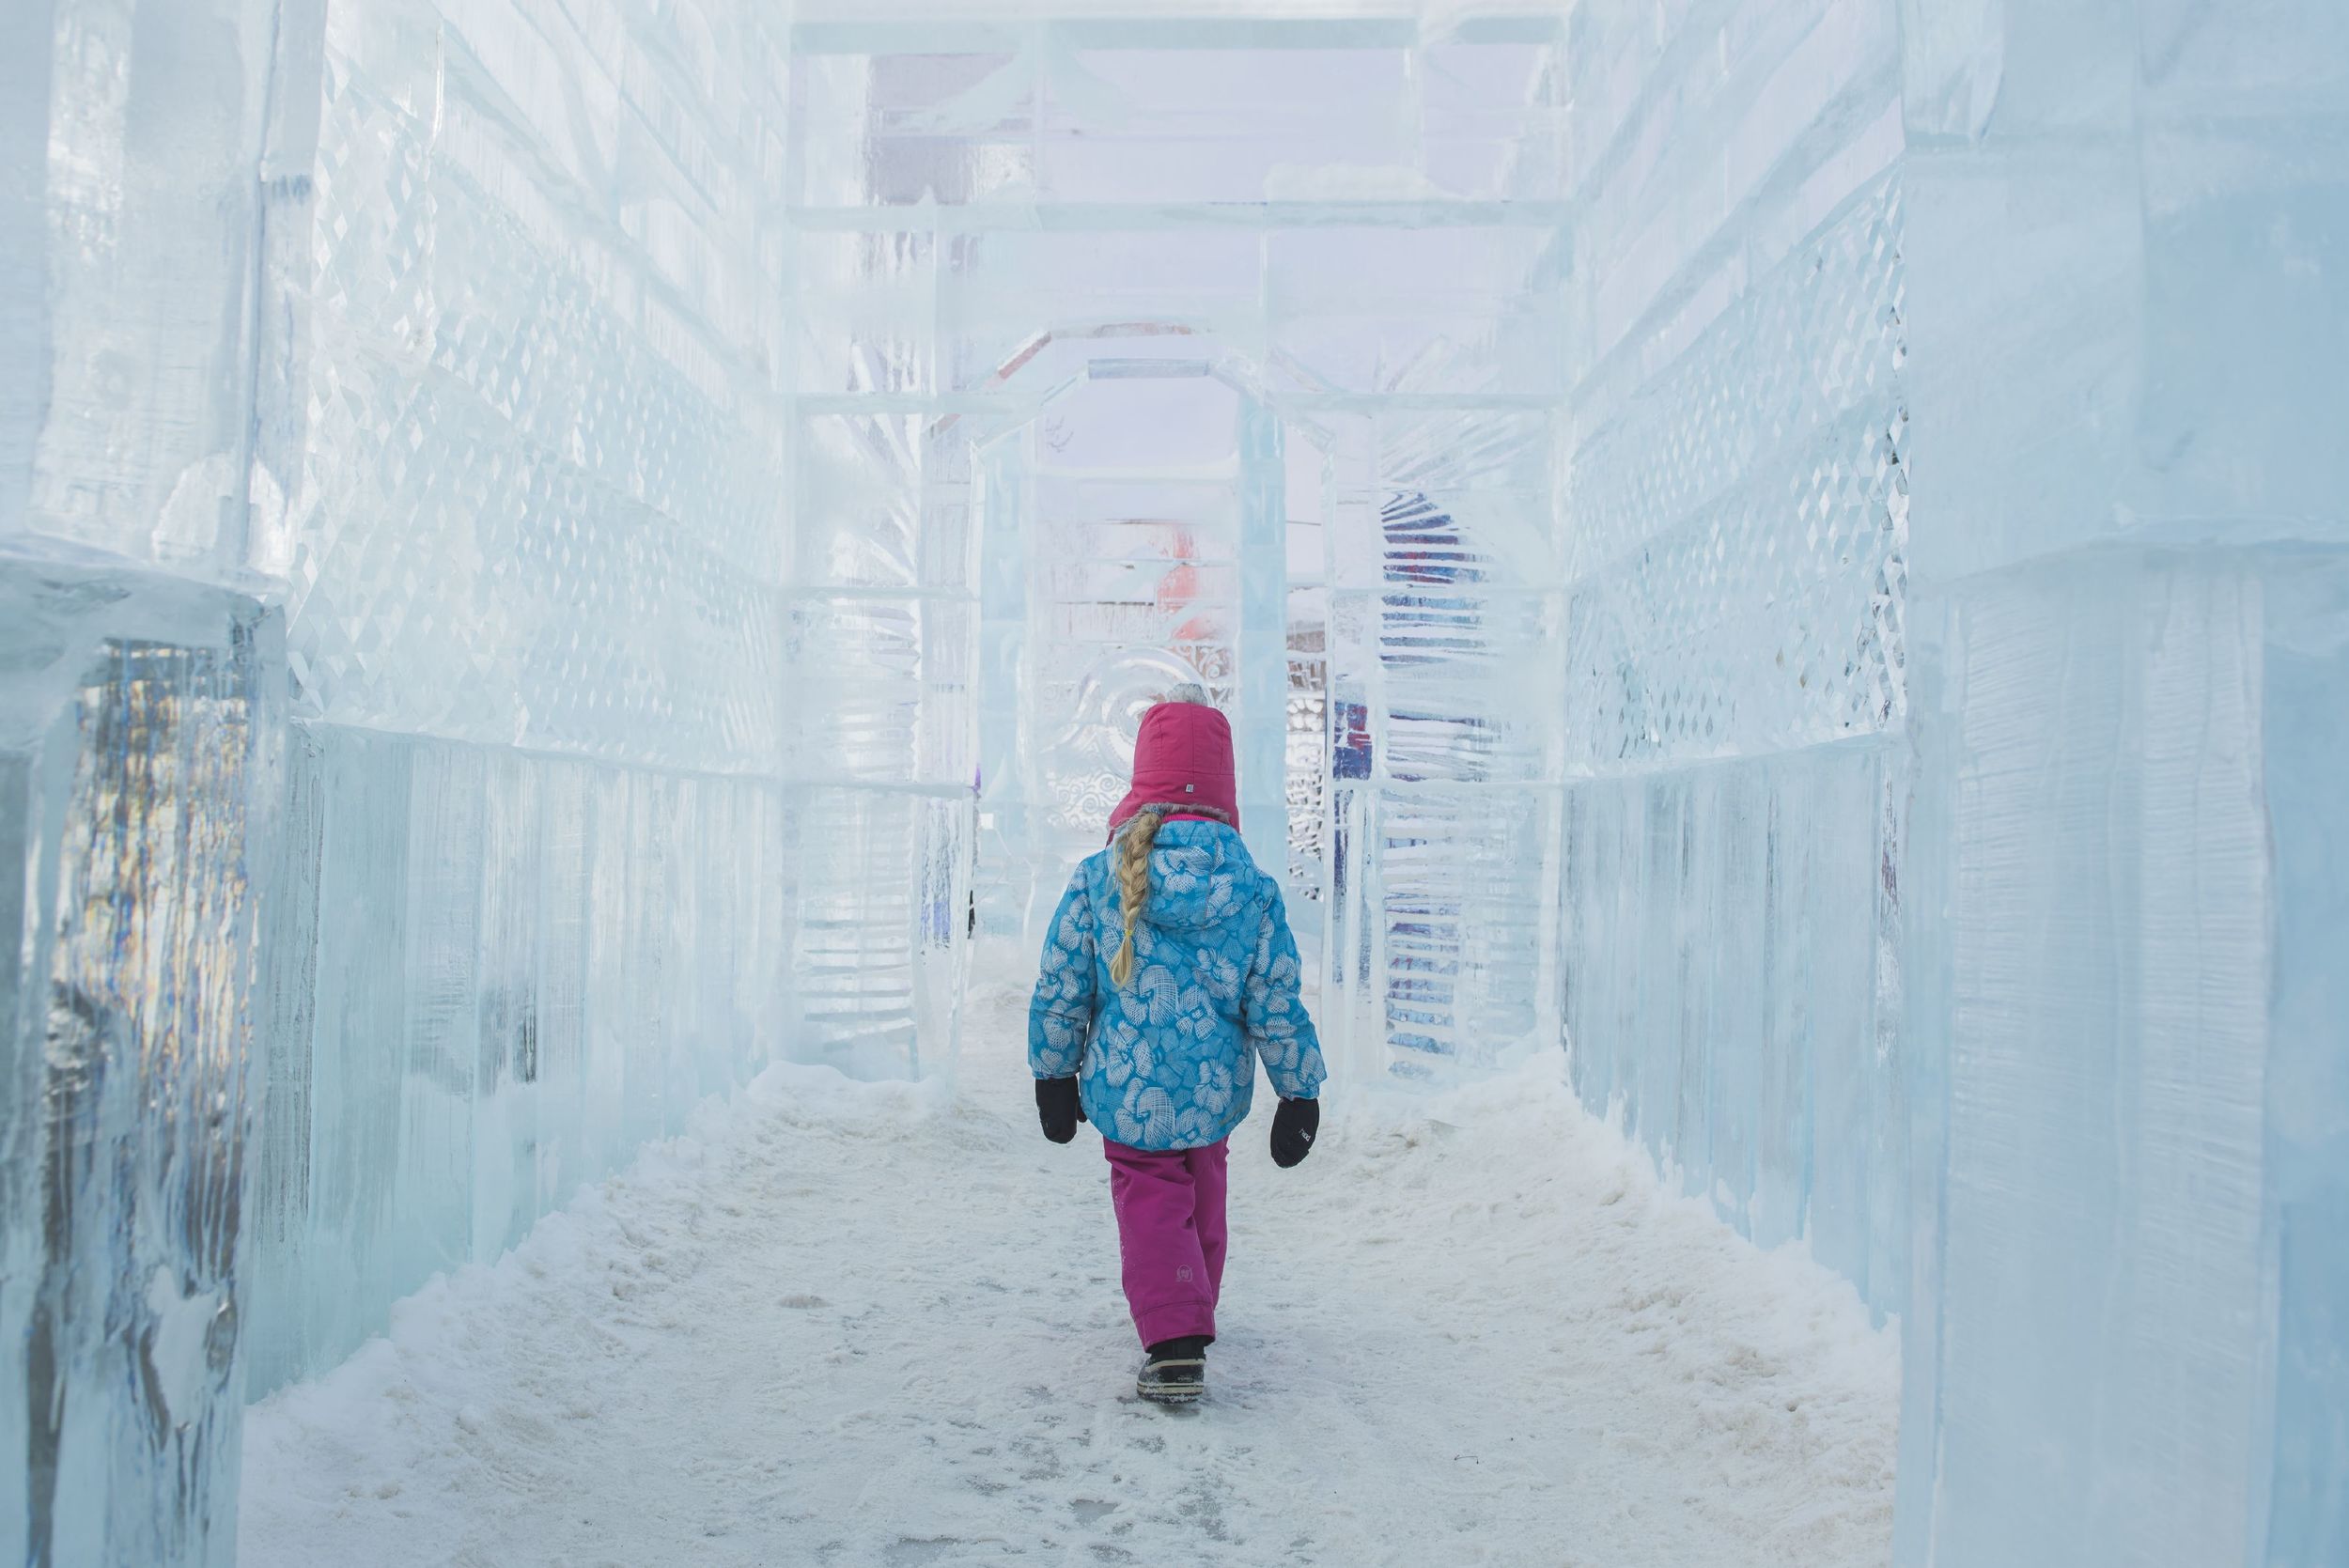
[1270,1096,1319,1169]
[1035,1077,1083,1143]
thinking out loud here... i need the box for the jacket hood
[1127,819,1271,933]
[1108,700,1238,837]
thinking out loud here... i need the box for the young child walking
[1028,685,1326,1405]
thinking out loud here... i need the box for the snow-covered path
[239,972,1897,1568]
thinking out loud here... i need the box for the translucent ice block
[0,558,282,1568]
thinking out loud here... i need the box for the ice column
[0,571,283,1568]
[4,3,319,1560]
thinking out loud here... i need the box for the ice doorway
[785,17,1570,1088]
[966,350,1296,942]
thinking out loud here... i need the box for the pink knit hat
[1106,697,1238,840]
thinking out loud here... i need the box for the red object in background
[1155,526,1225,649]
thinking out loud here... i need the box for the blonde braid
[1109,809,1164,987]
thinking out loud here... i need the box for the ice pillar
[0,573,283,1568]
[3,1,323,1560]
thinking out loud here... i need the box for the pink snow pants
[1103,1137,1229,1347]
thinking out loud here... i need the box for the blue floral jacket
[1028,820,1325,1151]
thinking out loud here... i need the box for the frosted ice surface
[4,1,2345,1565]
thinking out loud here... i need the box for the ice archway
[2,1,2343,1565]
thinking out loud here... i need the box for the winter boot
[1136,1336,1209,1405]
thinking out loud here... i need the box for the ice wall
[1557,0,1910,1312]
[1557,2,2349,1564]
[242,0,797,1398]
[1901,8,2348,1563]
[4,0,795,1560]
